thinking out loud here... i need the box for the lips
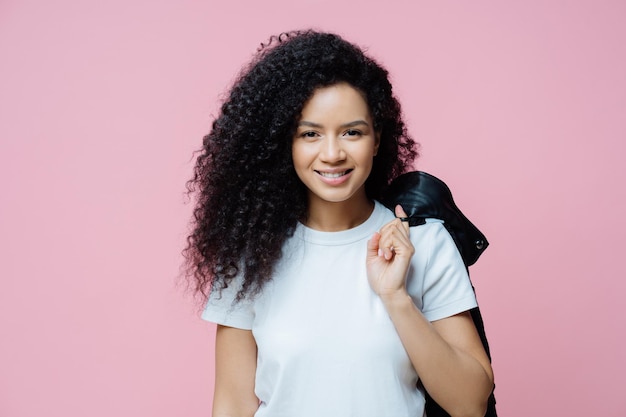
[315,169,353,178]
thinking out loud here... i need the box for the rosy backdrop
[1,0,624,416]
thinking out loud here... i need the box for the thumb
[395,204,408,219]
[395,205,410,231]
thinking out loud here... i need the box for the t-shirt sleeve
[407,219,478,322]
[201,275,255,330]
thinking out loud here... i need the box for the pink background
[1,0,624,416]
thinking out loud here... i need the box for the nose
[319,136,346,163]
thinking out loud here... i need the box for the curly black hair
[184,30,418,303]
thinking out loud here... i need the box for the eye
[344,129,362,137]
[296,131,320,141]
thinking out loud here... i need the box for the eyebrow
[297,120,370,128]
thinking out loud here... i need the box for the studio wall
[1,1,625,416]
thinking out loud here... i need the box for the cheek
[291,151,309,182]
[360,148,377,178]
[354,143,377,165]
[292,143,316,166]
[291,143,302,165]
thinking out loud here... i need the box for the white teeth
[318,171,346,178]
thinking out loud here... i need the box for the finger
[367,232,382,259]
[374,228,395,260]
[395,205,411,232]
[378,226,405,260]
[378,224,413,259]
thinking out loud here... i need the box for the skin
[213,83,494,417]
[291,82,380,231]
[367,210,494,417]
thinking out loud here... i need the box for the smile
[316,169,353,178]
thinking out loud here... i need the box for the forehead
[299,83,371,121]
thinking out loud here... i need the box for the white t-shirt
[203,201,477,417]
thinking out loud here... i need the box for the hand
[366,205,415,299]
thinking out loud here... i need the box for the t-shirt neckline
[295,201,390,246]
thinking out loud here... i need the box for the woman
[185,30,494,417]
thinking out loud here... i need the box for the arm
[367,206,494,417]
[383,295,493,417]
[212,325,259,417]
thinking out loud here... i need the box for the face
[292,82,380,210]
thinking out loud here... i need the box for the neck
[303,195,375,232]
